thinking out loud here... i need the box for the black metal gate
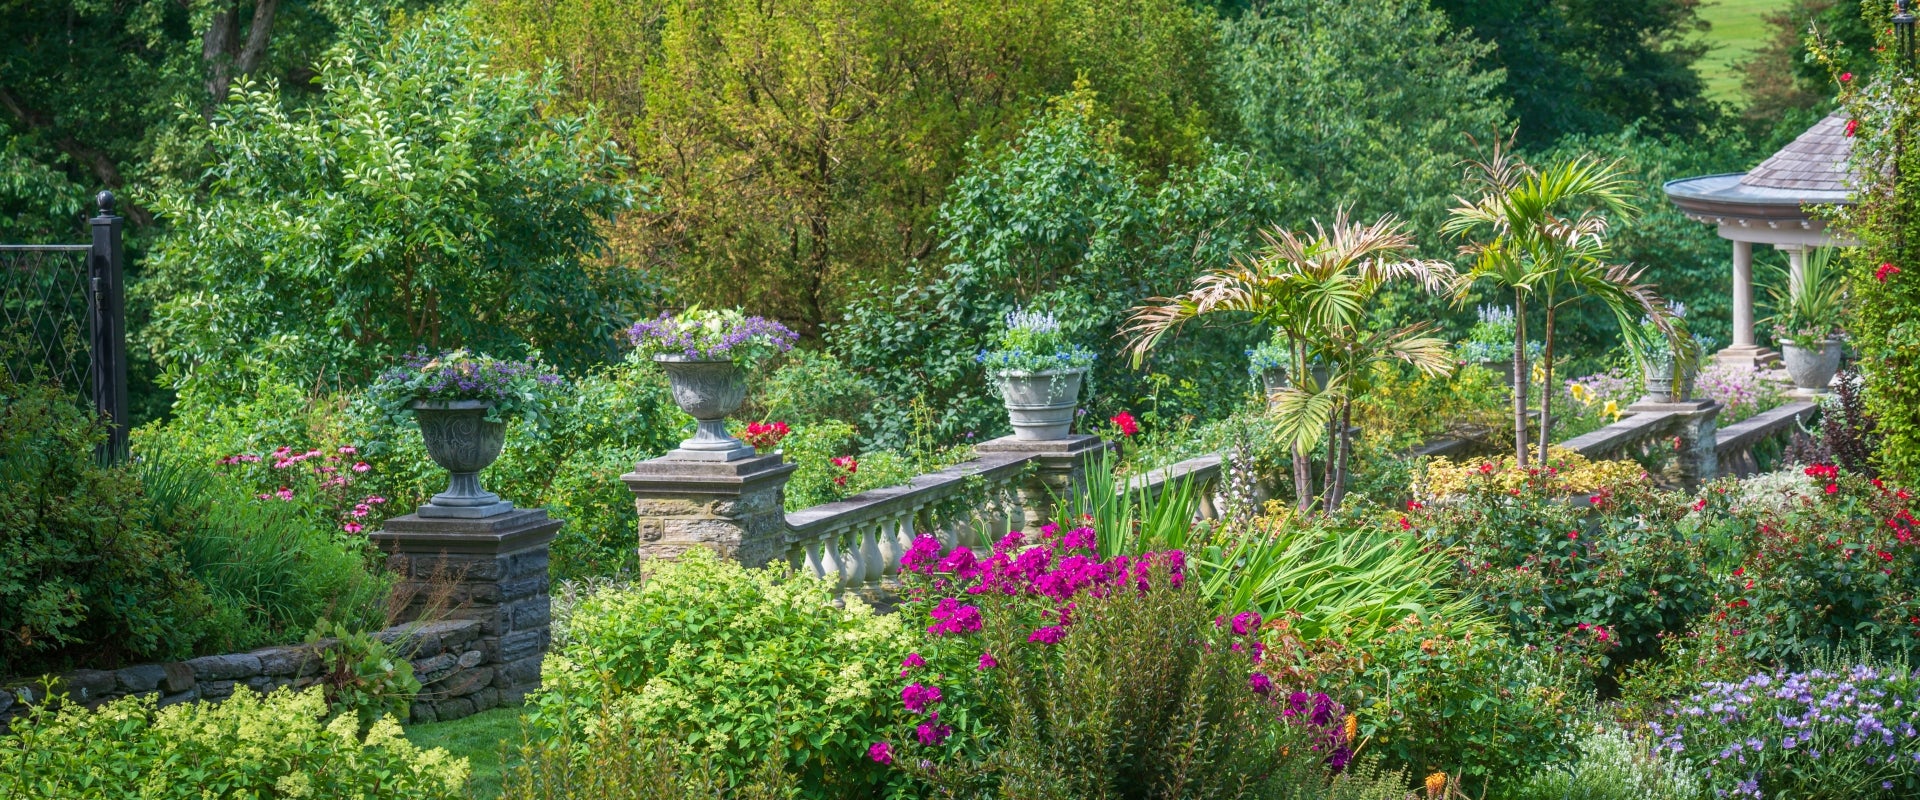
[0,192,128,461]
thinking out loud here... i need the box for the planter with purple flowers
[629,308,798,462]
[371,350,564,518]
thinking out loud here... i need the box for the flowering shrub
[0,687,468,799]
[1508,726,1703,800]
[976,308,1095,374]
[530,548,912,797]
[878,526,1375,797]
[369,349,565,426]
[1414,448,1648,499]
[1698,362,1789,426]
[739,420,790,451]
[1555,368,1640,440]
[1695,464,1920,662]
[1655,661,1920,798]
[1408,471,1711,671]
[627,307,798,366]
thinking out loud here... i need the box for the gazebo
[1664,112,1855,368]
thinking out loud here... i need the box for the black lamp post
[1898,0,1916,68]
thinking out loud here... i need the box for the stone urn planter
[1475,360,1515,388]
[413,399,514,518]
[1780,339,1842,394]
[995,368,1087,441]
[656,355,755,461]
[1641,361,1697,404]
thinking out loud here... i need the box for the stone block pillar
[1626,399,1722,488]
[622,453,797,568]
[975,434,1113,530]
[371,508,561,710]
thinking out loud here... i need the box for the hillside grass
[1695,0,1795,101]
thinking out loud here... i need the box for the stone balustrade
[1715,401,1819,478]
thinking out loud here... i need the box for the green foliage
[778,421,922,512]
[1431,0,1715,144]
[1763,247,1848,346]
[314,621,422,734]
[405,706,527,800]
[503,700,797,799]
[476,0,1224,334]
[1507,725,1704,800]
[144,10,637,397]
[0,375,219,675]
[0,687,469,799]
[530,549,913,796]
[1826,2,1920,480]
[833,87,1284,447]
[1316,617,1587,794]
[746,350,880,428]
[1218,0,1507,237]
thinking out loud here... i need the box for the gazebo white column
[1779,244,1809,297]
[1713,239,1776,368]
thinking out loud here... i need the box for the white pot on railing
[1780,339,1842,394]
[1641,360,1696,404]
[994,367,1087,441]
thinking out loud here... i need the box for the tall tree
[1431,0,1714,145]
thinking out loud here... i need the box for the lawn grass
[405,705,527,799]
[1695,0,1796,101]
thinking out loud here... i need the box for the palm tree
[1124,212,1453,511]
[1442,144,1672,466]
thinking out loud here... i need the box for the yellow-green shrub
[0,687,469,798]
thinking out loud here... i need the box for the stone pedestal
[1712,344,1781,369]
[975,434,1113,530]
[1625,399,1722,489]
[370,508,561,711]
[623,452,797,568]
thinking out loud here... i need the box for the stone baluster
[859,522,885,587]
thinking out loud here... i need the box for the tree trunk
[1537,303,1557,465]
[1327,399,1354,512]
[202,2,238,103]
[1293,338,1315,513]
[1513,289,1530,467]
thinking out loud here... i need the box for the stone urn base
[1781,340,1842,395]
[413,400,514,519]
[656,355,755,462]
[995,368,1086,441]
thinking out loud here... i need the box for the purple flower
[901,535,943,573]
[900,653,926,674]
[901,683,943,714]
[868,741,892,764]
[1248,672,1274,695]
[926,597,983,636]
[978,651,999,670]
[1027,625,1066,645]
[1231,611,1262,636]
[915,720,952,746]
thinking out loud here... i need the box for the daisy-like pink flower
[343,521,364,534]
[352,461,371,473]
[274,487,294,501]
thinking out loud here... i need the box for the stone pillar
[1625,399,1722,489]
[1782,244,1808,298]
[623,453,797,568]
[370,508,561,711]
[1714,239,1778,368]
[975,434,1113,530]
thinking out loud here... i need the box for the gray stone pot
[1260,365,1331,395]
[1641,361,1697,404]
[995,368,1087,441]
[413,399,513,518]
[655,355,755,461]
[1781,339,1842,393]
[1475,360,1515,388]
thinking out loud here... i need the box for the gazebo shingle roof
[1741,112,1851,193]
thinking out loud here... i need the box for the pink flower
[1841,72,1854,83]
[274,487,294,501]
[352,504,371,518]
[900,653,926,673]
[366,495,388,505]
[338,445,357,455]
[927,597,983,636]
[915,720,952,746]
[901,682,943,714]
[1230,611,1262,636]
[1847,118,1861,137]
[352,461,371,473]
[1878,262,1902,283]
[868,742,892,764]
[1027,625,1066,645]
[343,521,364,534]
[1248,672,1274,695]
[977,651,999,670]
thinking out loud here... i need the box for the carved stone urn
[1641,360,1697,404]
[655,355,755,461]
[412,399,513,518]
[1781,339,1842,394]
[994,367,1088,441]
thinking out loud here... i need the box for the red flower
[1847,118,1862,137]
[1877,262,1902,283]
[1568,531,1579,540]
[1109,411,1140,437]
[1479,462,1495,474]
[1398,516,1412,531]
[1841,72,1854,83]
[1692,498,1708,512]
[1805,464,1839,481]
[831,455,858,487]
[743,420,791,450]
[1826,483,1840,495]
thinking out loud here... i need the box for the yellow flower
[1602,399,1620,421]
[1569,383,1590,404]
[1343,713,1358,742]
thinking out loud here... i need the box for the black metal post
[89,191,128,463]
[1899,0,1916,69]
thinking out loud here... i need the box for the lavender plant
[977,308,1095,374]
[369,349,564,426]
[1654,658,1920,798]
[1459,305,1542,364]
[626,307,798,366]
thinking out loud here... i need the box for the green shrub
[0,687,468,798]
[1507,725,1703,800]
[1311,617,1587,795]
[531,549,912,796]
[0,376,218,675]
[313,621,421,734]
[502,700,796,800]
[779,420,922,511]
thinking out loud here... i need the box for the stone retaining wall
[0,618,514,730]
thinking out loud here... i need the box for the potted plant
[370,350,563,518]
[1637,302,1706,404]
[1764,251,1847,394]
[629,307,798,460]
[979,308,1096,441]
[1457,305,1541,389]
[1245,333,1332,398]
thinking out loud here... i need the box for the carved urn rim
[989,366,1090,379]
[652,354,738,365]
